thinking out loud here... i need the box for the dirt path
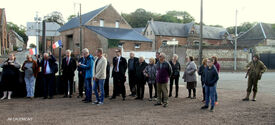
[0,86,274,125]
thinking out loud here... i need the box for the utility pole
[42,20,46,53]
[79,3,83,53]
[234,9,238,71]
[199,0,203,66]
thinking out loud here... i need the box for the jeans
[205,85,216,107]
[93,79,105,102]
[214,84,218,102]
[85,78,92,101]
[25,76,36,97]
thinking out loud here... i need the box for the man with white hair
[62,50,77,98]
[36,51,57,99]
[154,53,172,107]
[78,48,95,103]
[135,56,148,100]
[128,51,139,97]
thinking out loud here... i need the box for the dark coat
[169,60,181,77]
[112,56,127,77]
[37,55,57,74]
[62,57,77,77]
[204,66,219,87]
[156,61,172,83]
[135,61,148,83]
[77,57,86,77]
[198,64,207,82]
[128,57,138,73]
[106,61,110,79]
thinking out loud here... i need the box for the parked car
[17,48,23,52]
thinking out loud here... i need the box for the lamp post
[34,12,41,54]
[234,9,238,71]
[75,3,82,53]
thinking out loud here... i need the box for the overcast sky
[1,0,275,28]
[1,0,275,46]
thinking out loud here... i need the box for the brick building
[0,8,8,55]
[58,4,152,60]
[143,20,233,51]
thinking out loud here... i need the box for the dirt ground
[0,85,275,125]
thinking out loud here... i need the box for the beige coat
[93,56,107,79]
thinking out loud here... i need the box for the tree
[122,9,196,28]
[227,22,256,34]
[67,14,76,21]
[7,22,28,44]
[44,11,65,25]
[29,43,36,48]
[209,25,223,28]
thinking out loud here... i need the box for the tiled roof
[238,22,275,47]
[85,26,152,42]
[58,5,109,32]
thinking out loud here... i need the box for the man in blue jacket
[78,48,94,103]
[201,58,219,112]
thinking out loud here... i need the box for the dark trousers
[148,83,157,98]
[128,71,136,95]
[104,78,109,97]
[169,76,179,96]
[112,72,126,98]
[137,81,145,99]
[201,82,206,101]
[78,74,85,96]
[64,75,74,96]
[43,74,54,98]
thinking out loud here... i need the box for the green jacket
[246,60,267,79]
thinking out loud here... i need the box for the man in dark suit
[62,50,77,98]
[36,52,57,99]
[103,53,110,98]
[110,49,127,101]
[127,52,138,97]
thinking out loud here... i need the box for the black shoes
[242,98,249,101]
[201,105,209,110]
[154,103,162,106]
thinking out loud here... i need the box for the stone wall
[160,45,250,70]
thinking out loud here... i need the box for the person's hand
[79,71,82,74]
[3,62,8,65]
[248,67,250,70]
[145,74,149,77]
[9,62,14,65]
[93,77,96,81]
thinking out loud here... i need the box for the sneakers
[252,98,256,101]
[148,98,152,101]
[97,102,103,106]
[163,104,168,108]
[210,106,214,112]
[92,101,99,105]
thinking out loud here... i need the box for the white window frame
[115,21,120,28]
[100,19,104,27]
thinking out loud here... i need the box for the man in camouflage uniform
[243,54,267,101]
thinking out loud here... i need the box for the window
[147,32,149,36]
[150,31,152,35]
[100,19,104,27]
[135,44,140,49]
[115,21,119,28]
[162,40,167,46]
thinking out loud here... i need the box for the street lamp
[34,12,41,54]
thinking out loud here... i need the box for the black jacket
[62,57,77,77]
[204,66,219,86]
[135,61,148,82]
[128,57,139,73]
[112,56,127,77]
[198,64,206,82]
[106,61,110,79]
[169,60,181,77]
[37,55,57,74]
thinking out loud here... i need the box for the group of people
[0,48,267,112]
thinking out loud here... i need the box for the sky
[1,0,275,46]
